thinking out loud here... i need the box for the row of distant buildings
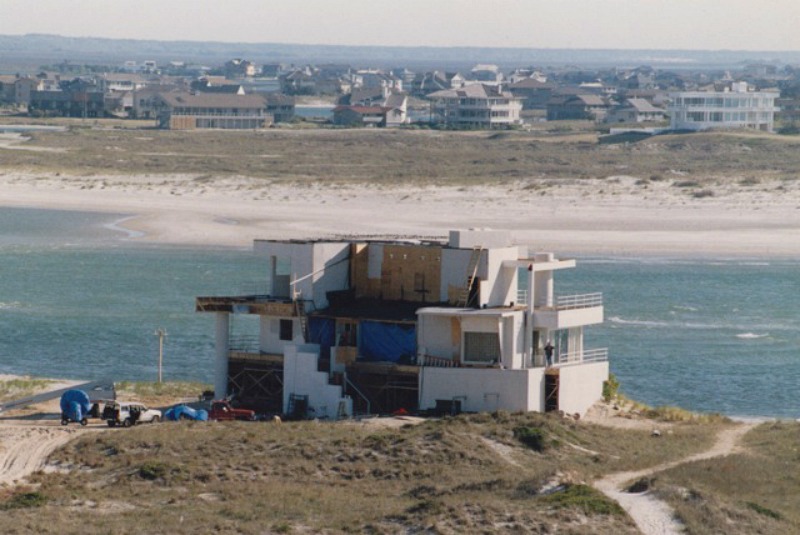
[0,59,789,133]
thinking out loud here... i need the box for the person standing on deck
[544,341,554,367]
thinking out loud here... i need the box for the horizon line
[2,33,798,56]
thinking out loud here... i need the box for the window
[279,319,293,341]
[337,322,357,347]
[463,332,501,364]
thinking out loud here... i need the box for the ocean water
[2,207,799,418]
[0,207,263,383]
[559,256,800,419]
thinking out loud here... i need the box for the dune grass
[0,410,734,534]
[2,126,800,193]
[0,377,53,403]
[649,420,800,534]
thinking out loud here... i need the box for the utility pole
[155,328,167,383]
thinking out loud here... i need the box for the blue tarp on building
[308,317,335,360]
[360,321,416,363]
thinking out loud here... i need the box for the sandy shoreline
[1,170,799,257]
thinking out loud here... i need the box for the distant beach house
[427,84,523,128]
[604,98,667,124]
[156,92,273,129]
[334,87,408,127]
[668,82,779,132]
[411,71,465,97]
[547,93,610,122]
[196,229,608,419]
[508,78,556,110]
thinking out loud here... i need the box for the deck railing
[419,355,459,367]
[228,335,260,353]
[554,348,608,367]
[556,293,603,310]
[515,291,603,310]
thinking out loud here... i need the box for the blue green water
[0,208,263,383]
[2,207,799,418]
[560,257,800,419]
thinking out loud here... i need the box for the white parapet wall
[557,361,609,417]
[419,367,545,413]
[283,343,352,420]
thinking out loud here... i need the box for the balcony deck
[523,292,605,329]
[196,295,296,316]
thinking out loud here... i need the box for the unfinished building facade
[196,229,608,419]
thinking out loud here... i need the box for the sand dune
[1,171,799,257]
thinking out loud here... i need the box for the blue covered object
[165,404,208,421]
[360,321,416,363]
[60,389,91,423]
[308,317,335,360]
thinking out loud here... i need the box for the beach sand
[1,170,798,256]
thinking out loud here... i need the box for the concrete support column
[214,312,230,399]
[534,253,554,307]
[524,264,535,367]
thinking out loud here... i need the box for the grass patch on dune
[9,409,740,533]
[654,421,800,533]
[3,126,800,191]
[538,484,625,516]
[0,377,53,402]
[0,387,758,531]
[115,380,210,403]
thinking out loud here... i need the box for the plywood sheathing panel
[351,243,370,298]
[450,317,461,361]
[378,244,442,302]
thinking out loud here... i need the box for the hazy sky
[2,0,800,51]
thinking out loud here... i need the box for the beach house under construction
[196,229,608,419]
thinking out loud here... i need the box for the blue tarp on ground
[59,389,91,422]
[360,321,416,363]
[164,405,208,421]
[309,317,335,360]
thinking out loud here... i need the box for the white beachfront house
[668,82,779,132]
[196,229,608,419]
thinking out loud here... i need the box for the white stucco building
[668,82,779,132]
[197,229,608,419]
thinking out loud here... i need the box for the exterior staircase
[457,246,482,307]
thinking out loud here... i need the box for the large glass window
[463,332,500,364]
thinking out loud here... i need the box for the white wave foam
[608,316,670,327]
[104,216,145,240]
[0,301,22,310]
[736,332,769,340]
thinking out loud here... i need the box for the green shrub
[745,501,782,520]
[538,484,624,516]
[3,491,47,509]
[602,374,620,402]
[139,461,168,480]
[514,426,547,452]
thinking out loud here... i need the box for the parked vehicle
[164,404,208,421]
[208,400,255,421]
[60,389,91,426]
[103,402,161,427]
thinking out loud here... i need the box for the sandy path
[593,423,756,535]
[0,422,86,485]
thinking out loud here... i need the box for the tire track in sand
[0,424,84,485]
